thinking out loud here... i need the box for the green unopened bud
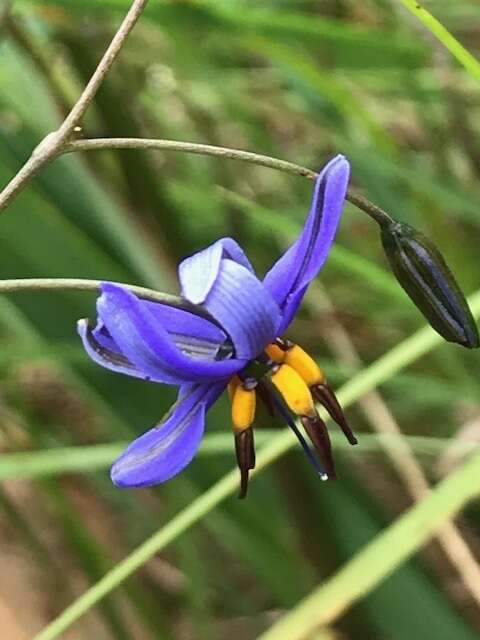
[380,221,479,348]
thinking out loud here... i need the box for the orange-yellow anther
[228,375,241,401]
[284,345,325,387]
[231,385,256,432]
[270,364,315,417]
[265,343,285,363]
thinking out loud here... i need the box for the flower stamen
[312,383,357,445]
[283,343,325,387]
[265,342,287,363]
[229,339,356,496]
[270,363,316,418]
[268,389,328,481]
[231,382,256,433]
[269,361,337,477]
[301,415,336,479]
[270,339,357,446]
[234,427,255,499]
[230,379,257,498]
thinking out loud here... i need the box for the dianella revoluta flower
[78,155,356,498]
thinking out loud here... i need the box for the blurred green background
[1,1,480,638]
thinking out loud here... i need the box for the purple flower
[78,155,357,497]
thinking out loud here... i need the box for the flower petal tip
[99,281,131,303]
[321,154,350,182]
[110,466,129,488]
[109,450,168,489]
[110,463,141,489]
[330,152,348,165]
[100,280,118,292]
[77,318,88,334]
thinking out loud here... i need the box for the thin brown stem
[0,278,215,321]
[65,137,392,225]
[66,137,318,180]
[0,0,149,212]
[0,105,394,224]
[346,187,394,226]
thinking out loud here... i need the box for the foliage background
[0,1,480,638]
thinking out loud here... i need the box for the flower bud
[234,428,255,499]
[380,221,479,348]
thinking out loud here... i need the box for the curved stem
[0,278,213,320]
[346,188,394,226]
[65,137,393,225]
[65,138,318,180]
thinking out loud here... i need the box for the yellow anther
[231,385,256,433]
[265,343,285,363]
[284,344,325,387]
[228,375,241,401]
[270,364,315,417]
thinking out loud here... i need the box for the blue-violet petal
[179,237,254,305]
[111,381,226,487]
[78,318,151,380]
[182,258,281,359]
[263,155,350,332]
[97,283,246,383]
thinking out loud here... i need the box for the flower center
[227,338,358,498]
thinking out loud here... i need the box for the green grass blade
[308,470,479,640]
[397,1,480,82]
[259,449,480,639]
[0,433,476,482]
